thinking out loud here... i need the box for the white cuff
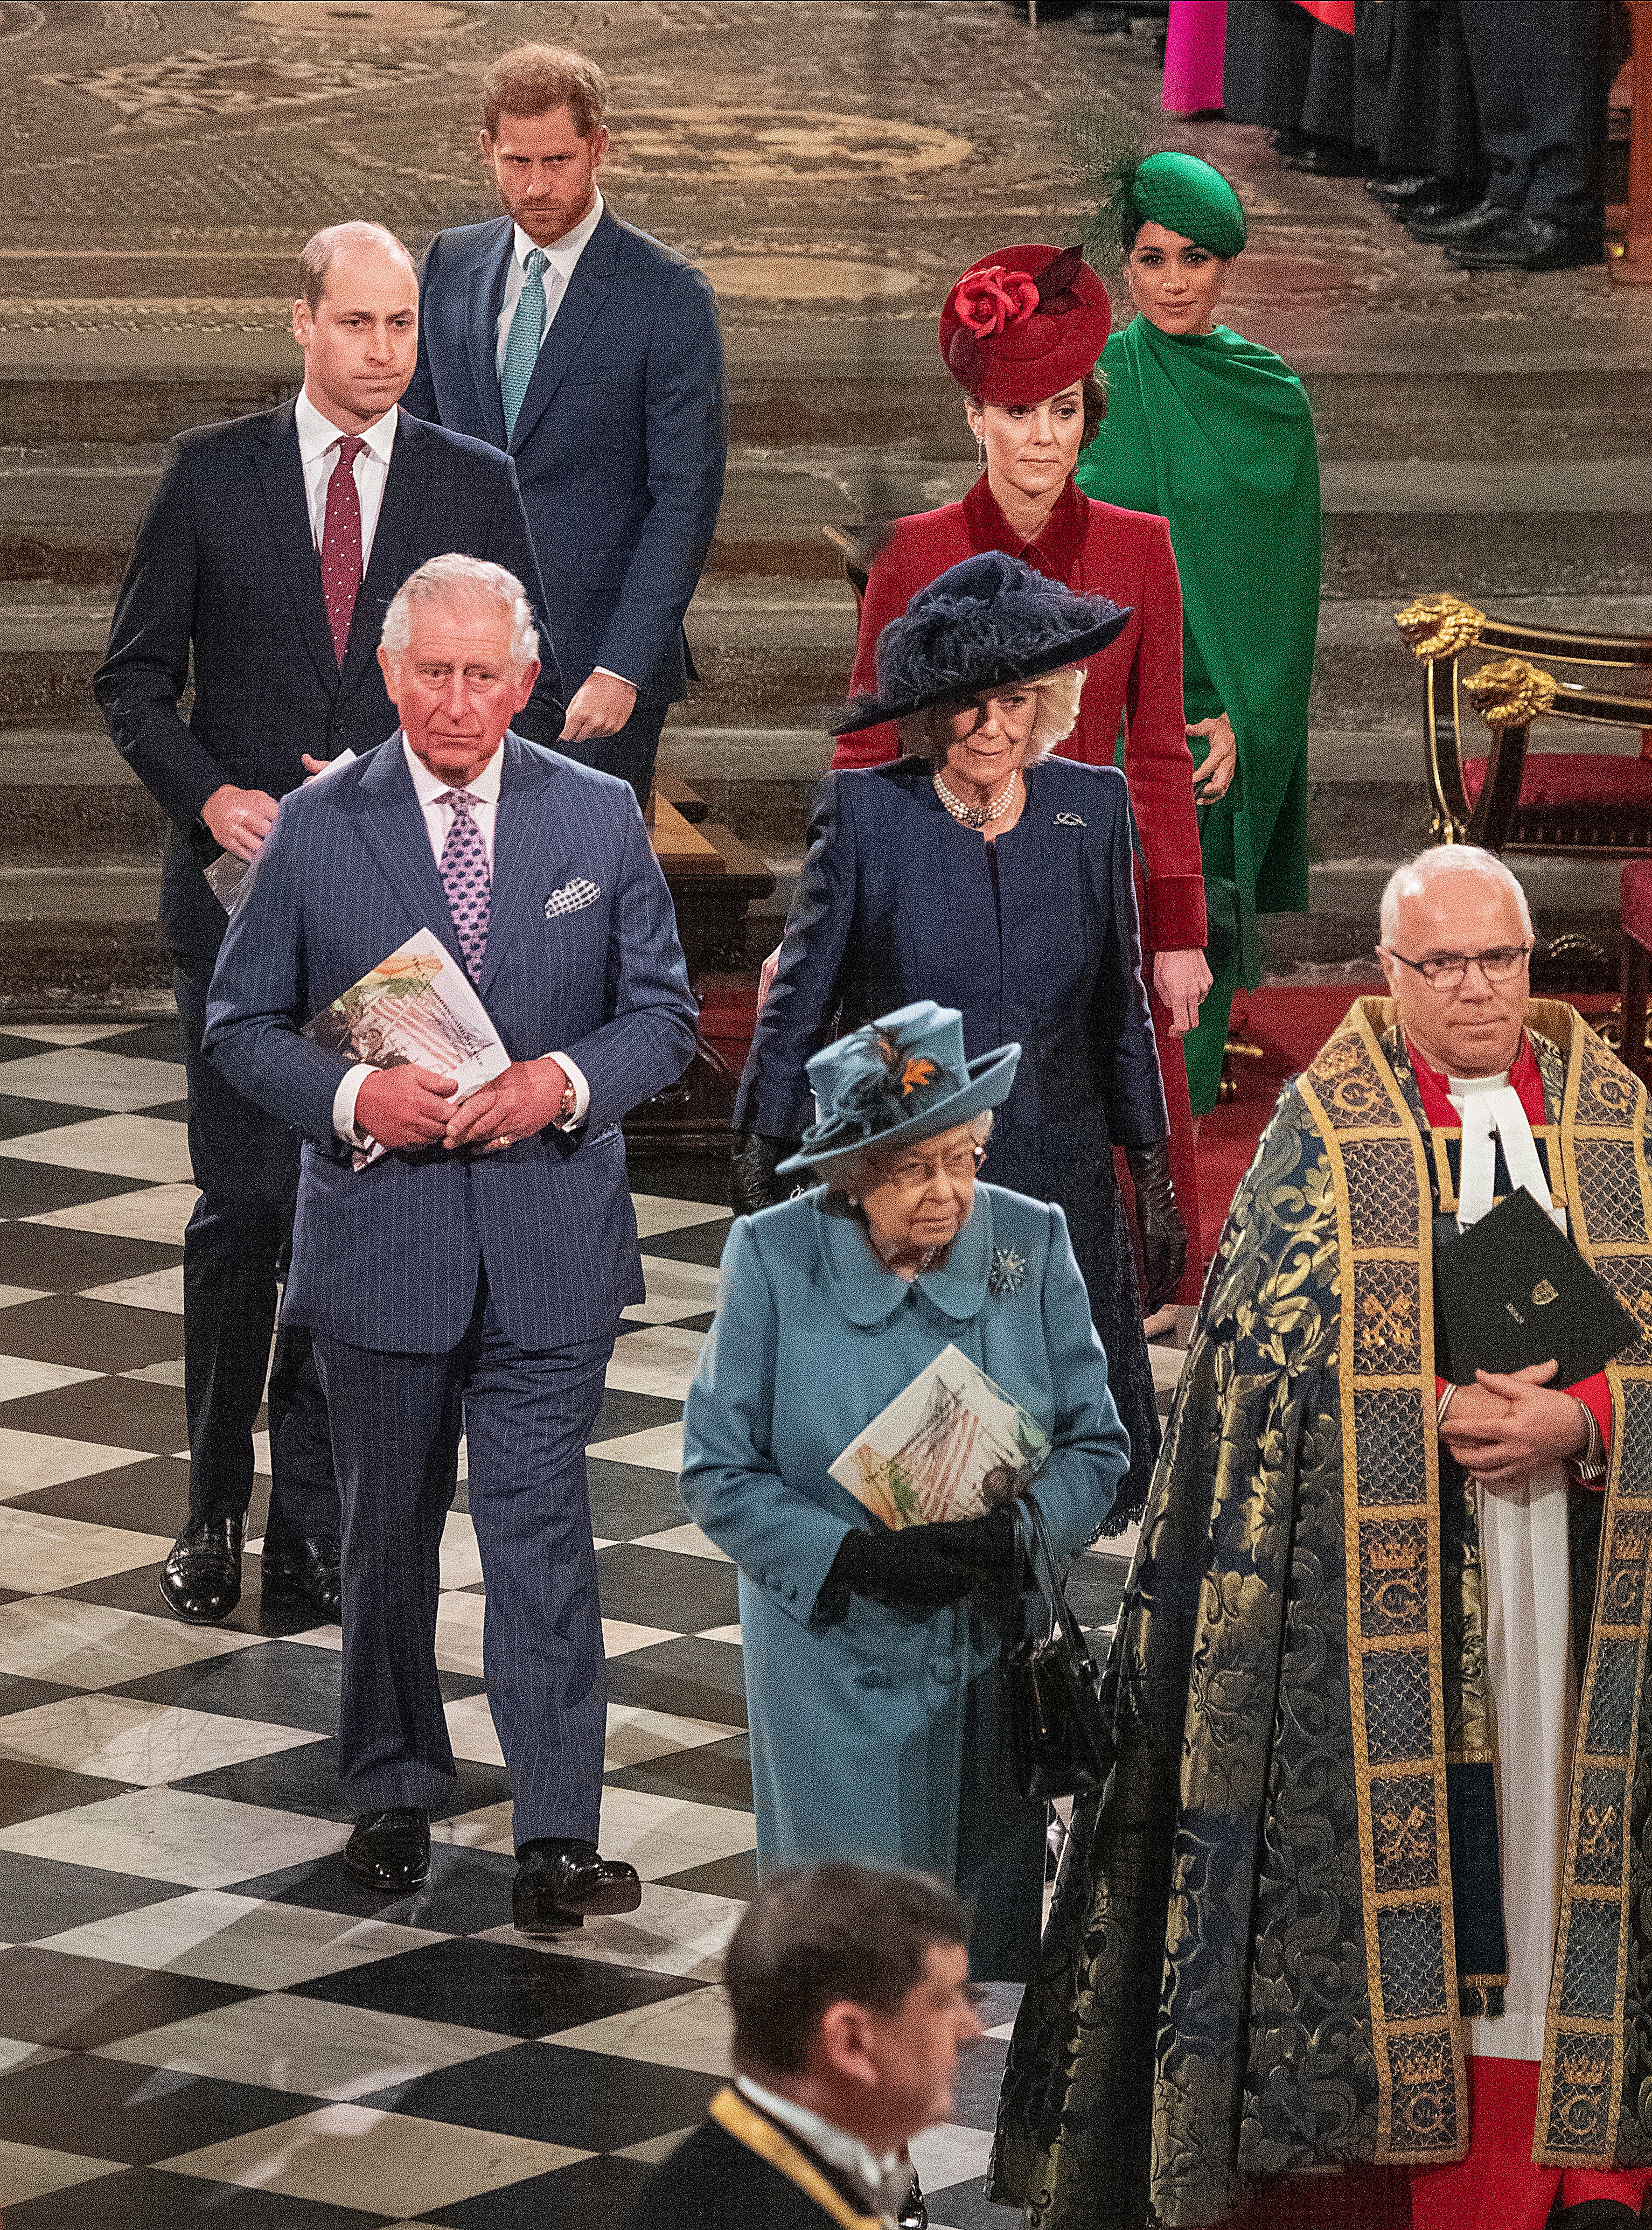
[591,666,639,692]
[332,1063,378,1145]
[545,1051,590,1128]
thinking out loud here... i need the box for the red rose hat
[938,243,1112,407]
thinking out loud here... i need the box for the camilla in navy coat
[735,754,1168,1516]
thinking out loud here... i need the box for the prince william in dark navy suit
[206,555,696,1925]
[95,222,563,1637]
[403,43,726,803]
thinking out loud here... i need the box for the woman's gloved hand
[1124,1141,1188,1314]
[827,1523,986,1608]
[730,1131,801,1217]
[923,1504,1018,1571]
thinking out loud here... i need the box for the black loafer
[1445,214,1605,272]
[260,1536,341,1632]
[512,1838,643,1936]
[344,1808,430,1891]
[159,1517,243,1623]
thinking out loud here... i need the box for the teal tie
[499,247,548,438]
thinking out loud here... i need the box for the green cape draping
[989,999,1652,2227]
[1076,315,1320,1113]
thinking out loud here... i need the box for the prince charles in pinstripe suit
[204,554,697,1927]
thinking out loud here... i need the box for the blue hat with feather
[776,1000,1021,1177]
[830,550,1132,736]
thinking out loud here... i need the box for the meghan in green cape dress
[1077,310,1320,1113]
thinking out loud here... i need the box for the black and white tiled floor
[0,1018,1162,2228]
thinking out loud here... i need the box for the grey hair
[298,220,415,312]
[381,554,540,671]
[896,665,1086,766]
[1378,845,1533,944]
[822,1107,995,1200]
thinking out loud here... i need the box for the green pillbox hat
[1130,151,1247,259]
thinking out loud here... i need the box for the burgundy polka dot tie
[436,791,491,974]
[320,434,366,667]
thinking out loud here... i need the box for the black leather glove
[730,1131,801,1217]
[827,1524,985,1608]
[1124,1141,1188,1314]
[923,1504,1018,1572]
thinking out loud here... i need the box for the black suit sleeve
[484,457,566,743]
[732,772,859,1139]
[1092,786,1169,1148]
[93,440,231,828]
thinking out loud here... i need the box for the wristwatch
[557,1076,578,1127]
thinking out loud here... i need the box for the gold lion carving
[1395,593,1487,661]
[1461,657,1558,730]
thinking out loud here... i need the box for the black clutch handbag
[1002,1492,1115,1802]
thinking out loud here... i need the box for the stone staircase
[4,354,1651,1006]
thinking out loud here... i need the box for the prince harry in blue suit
[403,42,726,803]
[205,555,698,1928]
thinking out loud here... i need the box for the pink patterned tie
[436,790,490,973]
[320,434,366,666]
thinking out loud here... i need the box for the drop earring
[975,434,986,470]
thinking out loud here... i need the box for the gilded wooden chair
[1394,593,1652,857]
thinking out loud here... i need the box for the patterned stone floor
[0,1019,1170,2228]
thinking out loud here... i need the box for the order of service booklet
[1434,1182,1643,1385]
[829,1344,1051,1529]
[302,929,510,1170]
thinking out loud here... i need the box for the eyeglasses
[1385,942,1533,990]
[877,1144,987,1195]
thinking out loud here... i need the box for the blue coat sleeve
[1026,1201,1133,1556]
[679,1217,858,1627]
[733,773,860,1139]
[201,796,354,1142]
[561,793,699,1126]
[591,261,727,691]
[1092,784,1169,1148]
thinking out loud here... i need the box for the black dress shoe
[158,1517,243,1623]
[1407,195,1515,246]
[1402,186,1481,226]
[898,2171,928,2229]
[1446,214,1606,272]
[344,1808,430,1891]
[1280,139,1371,179]
[512,1838,643,1936]
[259,1536,341,1632]
[1367,171,1437,206]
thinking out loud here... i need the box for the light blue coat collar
[815,1187,995,1328]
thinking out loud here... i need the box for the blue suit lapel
[251,404,336,691]
[468,222,513,449]
[507,212,619,456]
[475,734,551,1002]
[351,737,469,974]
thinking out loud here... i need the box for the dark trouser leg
[175,967,319,1531]
[555,699,670,809]
[463,1309,614,1845]
[263,1309,336,1545]
[316,1319,472,1817]
[1457,0,1605,228]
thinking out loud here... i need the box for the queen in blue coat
[733,553,1180,1521]
[681,1002,1130,1982]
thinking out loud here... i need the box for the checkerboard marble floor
[0,1018,1160,2228]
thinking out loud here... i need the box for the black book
[1434,1183,1642,1386]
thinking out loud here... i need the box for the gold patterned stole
[1300,998,1652,2170]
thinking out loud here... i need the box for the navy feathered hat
[830,552,1132,736]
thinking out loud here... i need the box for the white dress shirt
[490,193,635,694]
[294,388,396,566]
[734,2076,907,2223]
[331,738,590,1144]
[493,192,606,372]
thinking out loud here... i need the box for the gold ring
[493,1134,512,1148]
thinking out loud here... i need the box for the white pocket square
[545,878,602,919]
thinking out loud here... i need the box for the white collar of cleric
[1446,1070,1563,1232]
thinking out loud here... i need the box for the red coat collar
[960,470,1088,582]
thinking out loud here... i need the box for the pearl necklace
[933,767,1018,829]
